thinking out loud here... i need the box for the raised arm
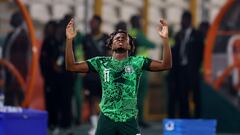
[148,19,172,71]
[65,18,89,73]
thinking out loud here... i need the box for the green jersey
[86,56,152,122]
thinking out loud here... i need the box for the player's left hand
[157,19,168,39]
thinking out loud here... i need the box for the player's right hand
[66,18,77,40]
[157,19,168,39]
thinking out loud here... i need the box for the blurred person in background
[3,11,30,106]
[128,14,156,128]
[229,40,240,103]
[55,15,76,134]
[40,15,75,135]
[40,20,59,132]
[167,10,204,118]
[65,17,171,135]
[198,21,210,40]
[81,15,109,135]
[115,21,128,31]
[215,37,240,105]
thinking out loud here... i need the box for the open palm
[66,18,77,40]
[157,19,168,39]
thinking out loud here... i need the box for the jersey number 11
[104,69,110,82]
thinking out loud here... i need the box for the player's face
[112,33,130,53]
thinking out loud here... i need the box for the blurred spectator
[40,20,59,130]
[198,21,210,40]
[55,16,76,134]
[167,10,204,118]
[81,15,108,135]
[215,36,240,103]
[229,39,240,102]
[40,15,76,135]
[129,14,156,128]
[115,21,128,31]
[2,11,30,106]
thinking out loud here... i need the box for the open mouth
[114,48,127,53]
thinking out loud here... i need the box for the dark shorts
[96,113,141,135]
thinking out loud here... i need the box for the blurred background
[0,0,240,135]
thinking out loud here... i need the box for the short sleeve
[86,57,100,72]
[142,57,152,71]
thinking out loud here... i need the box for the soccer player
[65,18,172,135]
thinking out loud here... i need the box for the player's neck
[112,52,129,60]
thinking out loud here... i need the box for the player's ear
[127,36,131,49]
[128,37,133,50]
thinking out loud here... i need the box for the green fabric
[73,74,83,123]
[73,32,84,61]
[137,71,148,122]
[95,113,140,135]
[87,56,152,122]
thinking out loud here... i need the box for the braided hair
[106,30,135,55]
